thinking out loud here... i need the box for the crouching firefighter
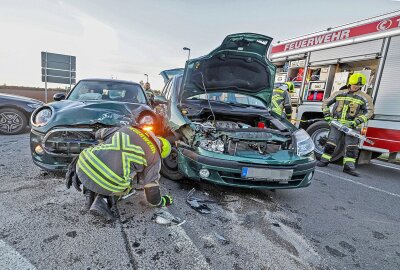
[317,73,374,176]
[271,82,293,120]
[65,116,173,221]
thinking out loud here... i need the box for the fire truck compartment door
[374,35,400,118]
[309,39,384,65]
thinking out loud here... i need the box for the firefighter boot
[90,195,117,221]
[84,189,96,210]
[343,163,360,177]
[318,141,336,167]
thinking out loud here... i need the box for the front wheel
[306,121,344,161]
[160,146,184,181]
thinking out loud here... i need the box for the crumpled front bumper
[30,128,95,171]
[178,148,316,189]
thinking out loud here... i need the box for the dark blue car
[0,93,43,135]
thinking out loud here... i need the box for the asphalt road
[0,134,399,270]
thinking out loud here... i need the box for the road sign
[41,76,76,85]
[41,52,76,102]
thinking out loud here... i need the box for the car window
[188,92,266,108]
[68,81,146,103]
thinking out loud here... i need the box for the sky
[0,0,399,90]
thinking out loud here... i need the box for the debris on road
[152,210,186,226]
[214,232,230,245]
[186,188,239,214]
[121,190,137,200]
[186,188,214,214]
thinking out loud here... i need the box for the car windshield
[68,81,147,104]
[187,92,267,108]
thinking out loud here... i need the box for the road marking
[370,161,400,171]
[316,170,400,199]
[0,240,37,270]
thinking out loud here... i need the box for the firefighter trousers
[320,126,359,167]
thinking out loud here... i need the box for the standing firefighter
[65,117,173,221]
[271,82,293,119]
[317,73,374,176]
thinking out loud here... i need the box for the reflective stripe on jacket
[271,88,292,117]
[76,126,161,196]
[322,89,374,124]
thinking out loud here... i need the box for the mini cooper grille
[43,128,96,156]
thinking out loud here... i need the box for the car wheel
[160,146,184,181]
[0,108,28,135]
[306,121,344,161]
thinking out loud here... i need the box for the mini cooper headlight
[34,108,52,126]
[199,139,225,153]
[294,129,315,156]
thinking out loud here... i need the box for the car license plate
[241,167,293,181]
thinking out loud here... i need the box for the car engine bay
[176,112,294,157]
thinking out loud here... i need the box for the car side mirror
[153,95,168,105]
[53,93,66,101]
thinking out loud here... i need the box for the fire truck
[269,10,400,163]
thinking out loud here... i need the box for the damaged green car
[157,33,316,189]
[30,79,156,171]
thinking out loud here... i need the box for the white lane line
[159,186,211,269]
[316,170,400,199]
[0,240,37,270]
[370,161,400,171]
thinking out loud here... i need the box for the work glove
[323,111,332,122]
[345,121,357,129]
[324,115,333,123]
[159,195,173,207]
[65,156,82,192]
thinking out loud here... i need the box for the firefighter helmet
[157,137,171,159]
[285,82,295,93]
[348,73,367,86]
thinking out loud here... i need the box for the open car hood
[159,68,184,83]
[180,33,276,106]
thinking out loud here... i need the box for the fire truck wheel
[370,152,382,160]
[306,121,344,161]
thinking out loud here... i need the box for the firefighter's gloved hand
[65,156,82,192]
[159,195,173,207]
[345,121,357,129]
[323,112,332,123]
[324,116,333,123]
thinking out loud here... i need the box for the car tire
[0,108,28,135]
[306,121,344,162]
[160,146,184,181]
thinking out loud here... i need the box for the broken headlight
[199,139,224,153]
[33,107,52,126]
[294,129,315,156]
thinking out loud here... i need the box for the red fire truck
[269,10,400,163]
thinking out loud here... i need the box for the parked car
[0,93,43,135]
[30,79,157,171]
[155,33,316,189]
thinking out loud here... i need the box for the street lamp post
[144,74,148,83]
[183,47,191,61]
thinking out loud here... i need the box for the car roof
[79,78,141,86]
